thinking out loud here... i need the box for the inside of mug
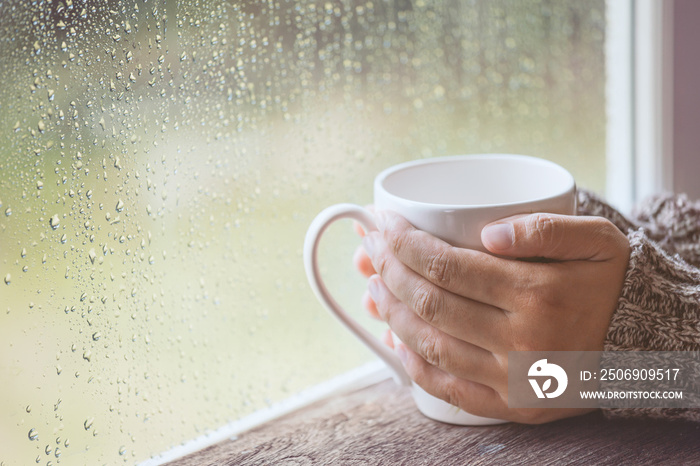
[381,156,574,206]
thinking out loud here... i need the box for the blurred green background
[0,0,604,463]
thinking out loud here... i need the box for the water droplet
[36,181,43,190]
[4,274,10,285]
[5,207,11,216]
[82,350,92,362]
[86,189,93,199]
[38,120,45,133]
[88,249,96,264]
[26,405,31,413]
[83,418,94,430]
[28,428,38,441]
[119,446,126,456]
[21,248,27,258]
[92,332,101,341]
[49,215,60,230]
[115,199,124,212]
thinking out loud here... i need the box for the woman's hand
[355,210,630,423]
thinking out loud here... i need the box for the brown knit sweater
[577,190,700,422]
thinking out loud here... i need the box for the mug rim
[374,153,576,210]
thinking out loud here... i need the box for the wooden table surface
[168,379,700,465]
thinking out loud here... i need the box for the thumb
[480,213,625,261]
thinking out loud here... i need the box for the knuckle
[591,217,628,251]
[386,227,411,258]
[526,282,560,312]
[441,382,463,410]
[370,230,408,278]
[591,216,618,232]
[524,214,561,249]
[410,283,442,325]
[512,272,562,315]
[416,331,444,368]
[410,370,461,411]
[426,248,454,287]
[371,249,391,276]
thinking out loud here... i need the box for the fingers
[368,210,522,309]
[362,290,381,320]
[396,343,510,420]
[353,220,368,238]
[382,329,395,349]
[363,231,507,351]
[367,275,503,388]
[481,213,630,262]
[398,344,591,424]
[353,245,376,278]
[352,205,376,237]
[352,204,378,278]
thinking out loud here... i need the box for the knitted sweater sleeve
[577,190,700,421]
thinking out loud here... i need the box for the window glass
[0,0,604,463]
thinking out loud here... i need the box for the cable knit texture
[577,190,700,422]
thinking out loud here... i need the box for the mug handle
[304,203,412,387]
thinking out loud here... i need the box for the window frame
[606,0,675,214]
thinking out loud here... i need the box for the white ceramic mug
[304,154,576,425]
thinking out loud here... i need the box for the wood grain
[167,380,700,465]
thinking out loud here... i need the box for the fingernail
[367,275,382,303]
[362,233,377,256]
[374,211,387,232]
[482,223,514,250]
[396,344,408,364]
